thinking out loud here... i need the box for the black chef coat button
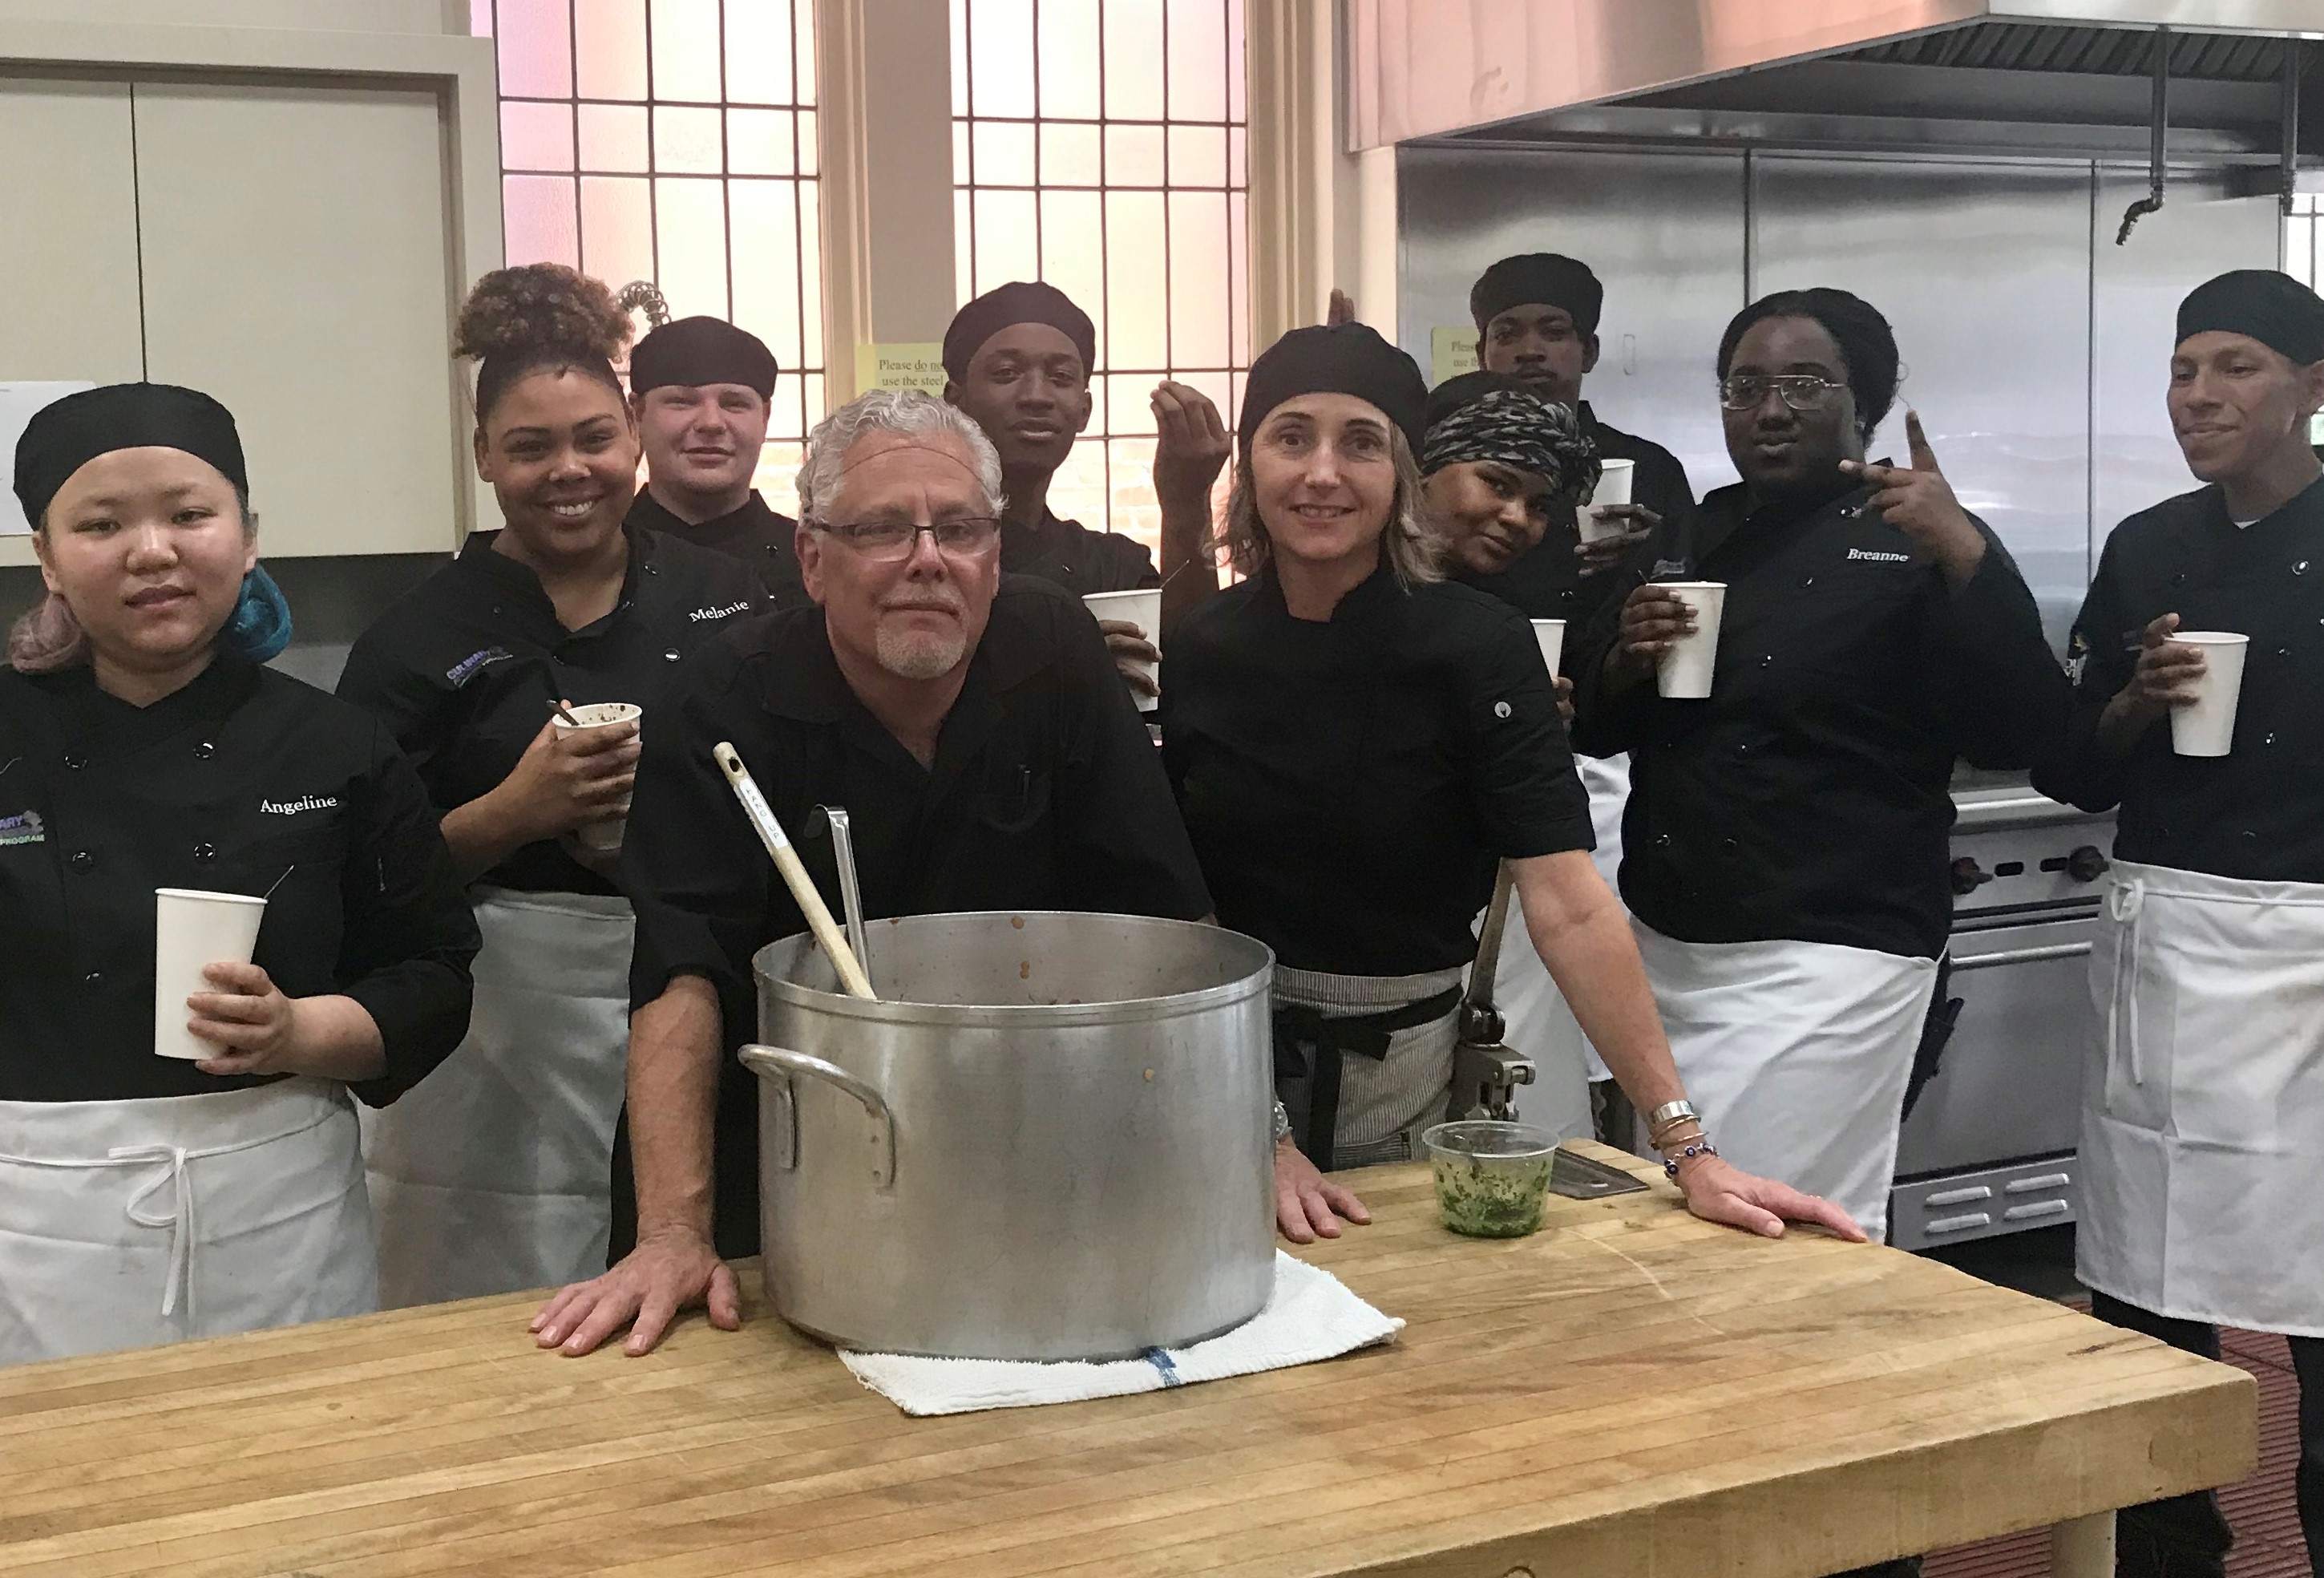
[2170,572,2188,585]
[193,842,216,863]
[2265,732,2278,747]
[1721,837,1740,855]
[665,649,681,662]
[83,970,103,988]
[1493,701,1512,719]
[63,752,87,771]
[1652,833,1674,850]
[645,563,661,576]
[193,741,216,759]
[68,849,95,873]
[1735,742,1750,757]
[1758,653,1773,668]
[1800,575,1816,589]
[2296,560,2311,576]
[2242,829,2258,842]
[2276,646,2291,659]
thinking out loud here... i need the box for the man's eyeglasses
[810,516,1002,561]
[1718,374,1846,413]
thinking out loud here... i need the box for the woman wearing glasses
[337,264,764,1306]
[1570,288,2067,1244]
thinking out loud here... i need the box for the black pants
[2089,1291,2324,1578]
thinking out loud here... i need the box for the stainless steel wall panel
[1751,156,2097,647]
[1396,144,1748,497]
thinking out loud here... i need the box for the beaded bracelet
[1662,1138,1720,1178]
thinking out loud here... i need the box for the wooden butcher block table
[0,1143,2254,1578]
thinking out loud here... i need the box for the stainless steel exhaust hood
[1349,0,2324,163]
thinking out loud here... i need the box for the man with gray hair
[532,389,1213,1357]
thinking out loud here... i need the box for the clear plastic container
[1421,1119,1559,1238]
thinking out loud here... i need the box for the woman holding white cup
[0,383,478,1365]
[1571,289,2066,1242]
[337,265,762,1307]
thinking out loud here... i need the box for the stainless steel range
[1886,787,2116,1251]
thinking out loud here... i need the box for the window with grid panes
[951,0,1249,558]
[470,0,824,514]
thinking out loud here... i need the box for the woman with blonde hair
[0,382,477,1363]
[1159,322,1857,1246]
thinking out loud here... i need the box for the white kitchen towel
[839,1251,1401,1416]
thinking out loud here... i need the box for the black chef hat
[14,382,248,530]
[1421,372,1601,501]
[628,315,779,399]
[1469,253,1604,338]
[2175,269,2324,366]
[1238,322,1429,459]
[942,281,1098,382]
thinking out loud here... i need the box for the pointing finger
[1906,408,1941,474]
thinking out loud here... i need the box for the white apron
[362,888,633,1307]
[1632,919,1938,1240]
[2077,859,2324,1337]
[0,1077,375,1366]
[1484,753,1632,1127]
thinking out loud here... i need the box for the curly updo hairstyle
[455,262,633,423]
[1716,287,1901,445]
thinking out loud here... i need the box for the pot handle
[738,1044,895,1190]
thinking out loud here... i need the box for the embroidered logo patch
[1845,547,1913,564]
[447,646,514,686]
[260,795,338,816]
[689,601,750,623]
[0,808,45,847]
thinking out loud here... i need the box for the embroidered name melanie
[690,602,750,622]
[1845,547,1913,564]
[260,795,338,816]
[0,809,44,847]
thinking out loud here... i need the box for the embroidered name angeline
[260,795,339,815]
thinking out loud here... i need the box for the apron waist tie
[0,1096,340,1325]
[2108,876,2147,1087]
[1272,986,1464,1171]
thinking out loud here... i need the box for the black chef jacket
[1159,563,1593,977]
[337,525,764,896]
[0,660,479,1104]
[620,573,1213,1256]
[626,488,808,610]
[1457,405,1696,644]
[1002,508,1158,594]
[2033,474,2324,881]
[1571,477,2067,960]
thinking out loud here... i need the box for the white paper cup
[552,702,643,851]
[1082,589,1162,712]
[154,888,268,1060]
[1655,582,1727,699]
[1530,618,1566,677]
[2168,632,2249,758]
[1580,458,1638,544]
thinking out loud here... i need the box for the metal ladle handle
[817,804,871,993]
[739,1044,895,1190]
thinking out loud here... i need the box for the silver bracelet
[1644,1099,1700,1136]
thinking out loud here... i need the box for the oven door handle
[1947,941,2092,971]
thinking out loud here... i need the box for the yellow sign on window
[1430,326,1480,386]
[854,342,949,396]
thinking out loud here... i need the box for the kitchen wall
[1397,142,2285,650]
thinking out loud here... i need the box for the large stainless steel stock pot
[742,911,1275,1360]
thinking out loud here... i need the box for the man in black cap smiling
[624,315,807,609]
[2035,267,2324,1578]
[943,281,1228,698]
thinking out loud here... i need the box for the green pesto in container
[1421,1119,1559,1239]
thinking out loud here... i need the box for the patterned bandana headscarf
[1421,376,1600,502]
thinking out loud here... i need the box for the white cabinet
[0,22,498,570]
[135,82,461,560]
